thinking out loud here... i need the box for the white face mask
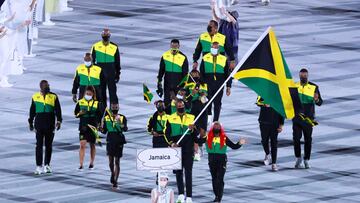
[159,180,168,188]
[176,94,183,100]
[84,95,92,101]
[84,61,92,67]
[210,48,218,55]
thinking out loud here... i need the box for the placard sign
[136,147,182,171]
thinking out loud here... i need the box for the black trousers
[208,154,227,201]
[101,74,118,106]
[174,150,193,197]
[164,86,177,114]
[260,124,279,164]
[207,82,224,122]
[35,130,55,166]
[293,120,313,160]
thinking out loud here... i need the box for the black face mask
[213,128,221,134]
[177,107,185,114]
[157,106,165,113]
[102,35,110,42]
[43,87,50,94]
[112,110,118,115]
[193,77,200,82]
[300,77,308,84]
[207,25,212,33]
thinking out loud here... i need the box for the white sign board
[136,147,182,171]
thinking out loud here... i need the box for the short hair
[176,99,185,106]
[40,80,48,86]
[209,20,218,28]
[171,39,180,44]
[212,41,219,46]
[300,68,308,73]
[190,69,200,74]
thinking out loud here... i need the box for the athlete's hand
[192,61,198,69]
[239,138,246,145]
[72,94,77,103]
[56,121,61,131]
[277,125,283,133]
[226,87,231,96]
[29,123,34,131]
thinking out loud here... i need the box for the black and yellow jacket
[74,98,103,130]
[193,31,235,63]
[164,112,198,152]
[147,111,169,147]
[102,113,127,144]
[72,64,105,98]
[256,96,284,127]
[91,41,121,78]
[29,92,62,131]
[296,81,323,119]
[157,50,189,90]
[199,53,232,87]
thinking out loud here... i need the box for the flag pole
[176,27,272,145]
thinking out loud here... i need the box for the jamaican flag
[143,83,153,103]
[87,124,102,147]
[177,73,190,87]
[232,27,301,119]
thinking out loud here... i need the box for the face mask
[43,87,50,94]
[102,35,110,42]
[84,61,92,67]
[157,106,165,113]
[159,180,168,188]
[171,48,179,55]
[210,48,218,55]
[176,94,183,100]
[300,77,308,84]
[213,128,221,134]
[84,95,92,101]
[193,77,200,82]
[207,25,212,33]
[112,110,118,115]
[177,107,185,114]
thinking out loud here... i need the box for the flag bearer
[165,100,197,203]
[29,80,62,175]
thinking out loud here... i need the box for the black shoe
[112,182,118,189]
[88,164,94,170]
[213,197,219,202]
[77,166,83,171]
[110,174,115,184]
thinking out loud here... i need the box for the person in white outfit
[151,173,175,203]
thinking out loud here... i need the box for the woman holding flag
[101,103,128,189]
[74,86,103,171]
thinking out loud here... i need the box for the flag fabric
[143,83,153,103]
[232,27,301,119]
[87,124,102,147]
[177,73,190,87]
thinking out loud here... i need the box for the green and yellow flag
[87,124,102,147]
[177,73,190,87]
[233,27,301,119]
[143,83,153,103]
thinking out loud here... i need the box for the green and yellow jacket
[74,98,103,130]
[91,41,121,78]
[200,53,232,86]
[295,81,323,119]
[29,92,62,131]
[72,64,104,98]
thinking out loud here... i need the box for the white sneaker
[176,194,185,203]
[263,154,270,166]
[272,164,278,171]
[194,153,201,161]
[44,165,52,174]
[43,21,55,26]
[295,157,303,168]
[304,159,310,169]
[0,78,13,87]
[185,197,193,203]
[34,166,43,175]
[24,53,36,58]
